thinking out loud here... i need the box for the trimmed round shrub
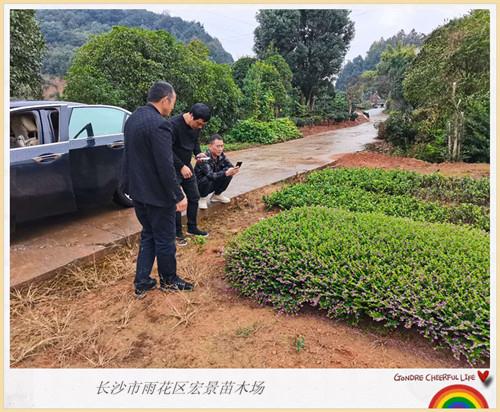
[225,207,490,364]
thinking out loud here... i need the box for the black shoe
[134,279,157,299]
[176,235,188,246]
[187,227,209,237]
[160,274,194,291]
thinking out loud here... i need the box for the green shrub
[268,118,302,142]
[225,207,490,364]
[378,111,418,149]
[264,168,489,231]
[227,117,301,145]
[412,142,446,163]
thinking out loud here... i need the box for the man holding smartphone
[194,134,240,209]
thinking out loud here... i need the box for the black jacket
[170,114,202,173]
[121,104,184,207]
[194,150,233,183]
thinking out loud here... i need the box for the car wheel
[113,187,134,208]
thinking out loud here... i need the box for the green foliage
[240,54,293,121]
[227,118,301,145]
[64,27,241,134]
[463,92,490,163]
[225,206,489,364]
[335,55,365,92]
[376,45,416,110]
[36,9,233,76]
[231,56,257,89]
[377,111,418,150]
[191,235,207,254]
[293,335,305,353]
[254,9,354,108]
[264,168,489,231]
[402,10,490,162]
[241,61,278,121]
[336,29,425,92]
[10,10,45,99]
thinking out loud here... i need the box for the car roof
[10,100,84,109]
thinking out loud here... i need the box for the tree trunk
[447,81,464,162]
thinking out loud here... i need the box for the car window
[69,107,126,139]
[10,111,41,148]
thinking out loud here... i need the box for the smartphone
[235,161,243,168]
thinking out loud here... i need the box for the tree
[254,9,354,109]
[64,26,241,135]
[231,56,257,89]
[10,10,45,99]
[335,55,364,91]
[376,44,416,110]
[336,29,425,93]
[403,10,489,161]
[36,9,234,77]
[241,61,282,121]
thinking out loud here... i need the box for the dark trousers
[198,175,233,197]
[133,200,176,290]
[175,175,200,235]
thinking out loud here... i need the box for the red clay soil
[10,152,488,369]
[335,151,490,178]
[299,112,369,137]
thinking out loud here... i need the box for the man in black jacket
[121,81,192,298]
[170,103,211,244]
[195,134,240,209]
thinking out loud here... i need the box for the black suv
[10,100,133,227]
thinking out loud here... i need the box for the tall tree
[64,27,241,136]
[231,56,257,89]
[10,10,45,99]
[254,9,354,109]
[403,10,490,162]
[376,44,416,110]
[335,55,364,91]
[336,29,425,93]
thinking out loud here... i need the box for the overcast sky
[147,4,478,64]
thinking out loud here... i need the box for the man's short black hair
[208,134,223,144]
[147,81,175,102]
[190,103,211,122]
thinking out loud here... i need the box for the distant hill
[336,29,425,91]
[36,9,234,76]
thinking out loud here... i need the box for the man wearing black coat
[121,81,192,298]
[170,103,211,244]
[194,134,240,209]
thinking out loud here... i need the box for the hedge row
[304,168,489,207]
[264,169,489,231]
[291,112,358,127]
[225,207,490,364]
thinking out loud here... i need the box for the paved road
[10,109,385,287]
